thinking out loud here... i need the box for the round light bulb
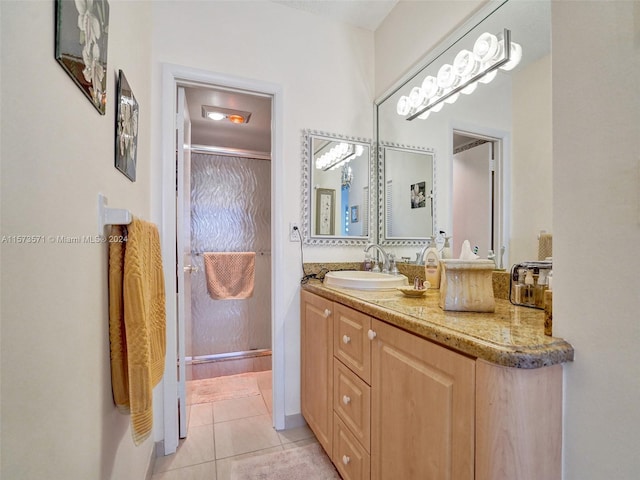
[500,42,522,71]
[396,95,412,116]
[473,32,502,64]
[437,63,459,89]
[417,110,431,120]
[453,49,480,78]
[421,76,441,99]
[409,86,427,109]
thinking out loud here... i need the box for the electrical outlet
[289,222,300,242]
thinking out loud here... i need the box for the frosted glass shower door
[190,153,271,359]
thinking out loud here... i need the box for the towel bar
[98,193,132,235]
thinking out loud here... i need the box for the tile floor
[151,370,319,480]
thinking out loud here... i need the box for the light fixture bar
[407,28,511,121]
[322,151,357,171]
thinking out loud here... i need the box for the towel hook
[98,193,132,235]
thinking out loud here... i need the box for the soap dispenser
[424,244,441,289]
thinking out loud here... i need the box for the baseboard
[146,441,163,479]
[283,413,307,430]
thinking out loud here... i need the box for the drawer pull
[367,329,377,340]
[342,334,351,344]
[342,455,351,465]
[323,308,331,318]
[342,395,351,405]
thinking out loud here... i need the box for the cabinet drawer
[334,359,371,452]
[334,303,371,383]
[333,413,371,480]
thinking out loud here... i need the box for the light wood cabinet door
[370,319,475,480]
[300,290,334,455]
[334,303,372,384]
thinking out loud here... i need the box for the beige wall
[375,0,486,98]
[1,1,155,478]
[510,54,553,263]
[149,0,375,430]
[552,1,640,478]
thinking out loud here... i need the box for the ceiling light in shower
[201,105,252,124]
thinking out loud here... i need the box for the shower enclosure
[187,152,271,379]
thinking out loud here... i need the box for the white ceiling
[272,0,399,31]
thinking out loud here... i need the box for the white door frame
[159,63,285,455]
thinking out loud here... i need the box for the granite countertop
[302,279,574,369]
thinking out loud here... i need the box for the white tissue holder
[439,259,495,312]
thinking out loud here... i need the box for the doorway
[160,64,285,455]
[451,129,506,263]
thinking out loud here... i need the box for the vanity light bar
[402,28,519,121]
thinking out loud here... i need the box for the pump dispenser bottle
[424,244,441,288]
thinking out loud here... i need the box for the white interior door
[176,86,192,439]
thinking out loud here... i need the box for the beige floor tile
[151,460,216,480]
[278,423,314,444]
[215,446,282,480]
[260,388,273,413]
[154,424,215,473]
[282,437,320,450]
[213,395,267,423]
[190,403,214,427]
[255,370,272,391]
[214,414,281,459]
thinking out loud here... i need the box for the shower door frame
[159,63,285,455]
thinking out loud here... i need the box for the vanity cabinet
[370,318,475,480]
[300,289,563,480]
[300,290,334,455]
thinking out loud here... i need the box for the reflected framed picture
[315,188,335,235]
[410,181,426,209]
[351,205,359,223]
[54,0,110,115]
[115,70,139,182]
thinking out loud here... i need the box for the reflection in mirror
[301,130,373,245]
[378,143,435,245]
[376,0,552,265]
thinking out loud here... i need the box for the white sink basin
[323,270,409,291]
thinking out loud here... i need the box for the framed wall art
[115,70,139,182]
[55,0,110,115]
[351,205,360,223]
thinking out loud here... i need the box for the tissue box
[439,259,495,312]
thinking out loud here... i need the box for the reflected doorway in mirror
[315,188,335,236]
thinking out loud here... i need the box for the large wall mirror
[301,130,374,245]
[376,0,551,265]
[378,143,435,245]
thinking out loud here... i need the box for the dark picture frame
[315,188,335,235]
[54,0,110,115]
[115,70,139,182]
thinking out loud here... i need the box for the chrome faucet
[415,237,435,265]
[364,243,389,273]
